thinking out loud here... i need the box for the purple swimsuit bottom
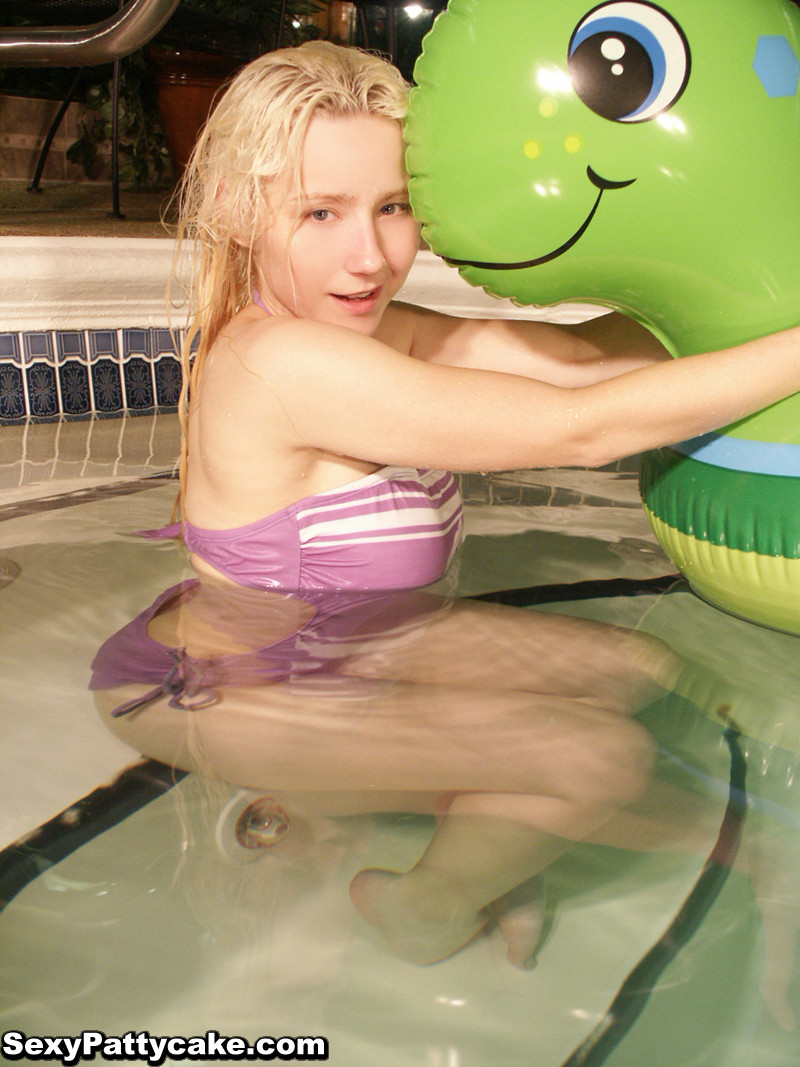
[90,582,449,717]
[91,467,463,716]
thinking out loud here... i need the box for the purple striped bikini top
[155,467,463,592]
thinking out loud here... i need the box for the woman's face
[254,114,421,335]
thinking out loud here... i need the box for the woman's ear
[232,201,267,250]
[213,177,255,248]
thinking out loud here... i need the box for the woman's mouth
[332,287,382,314]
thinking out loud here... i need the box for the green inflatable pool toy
[406,0,800,633]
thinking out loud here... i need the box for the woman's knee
[572,716,656,810]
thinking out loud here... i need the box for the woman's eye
[308,208,334,222]
[568,2,690,123]
[380,202,410,216]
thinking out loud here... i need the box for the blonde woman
[94,42,800,969]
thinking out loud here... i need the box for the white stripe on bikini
[298,499,462,543]
[296,478,457,522]
[300,524,461,550]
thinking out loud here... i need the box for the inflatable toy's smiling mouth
[444,166,635,271]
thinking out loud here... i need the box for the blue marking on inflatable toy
[675,431,800,476]
[753,36,800,96]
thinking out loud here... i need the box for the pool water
[1,415,799,1067]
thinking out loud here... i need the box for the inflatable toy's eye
[568,2,690,122]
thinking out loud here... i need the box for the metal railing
[0,0,181,67]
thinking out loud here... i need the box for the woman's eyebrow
[301,192,357,205]
[295,188,410,205]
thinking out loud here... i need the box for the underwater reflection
[89,577,799,1030]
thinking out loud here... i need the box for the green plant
[67,0,323,187]
[67,51,171,186]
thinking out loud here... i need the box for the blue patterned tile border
[0,327,185,423]
[123,358,156,411]
[26,362,59,419]
[0,363,25,421]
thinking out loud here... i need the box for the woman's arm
[248,318,800,473]
[383,302,672,386]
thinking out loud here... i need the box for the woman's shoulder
[219,310,366,373]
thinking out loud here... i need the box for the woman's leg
[97,674,654,964]
[337,594,681,715]
[346,704,654,965]
[93,587,680,966]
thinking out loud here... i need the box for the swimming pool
[1,247,799,1066]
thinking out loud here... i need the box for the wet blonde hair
[171,41,410,508]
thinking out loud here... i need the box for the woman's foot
[349,867,489,964]
[490,876,553,970]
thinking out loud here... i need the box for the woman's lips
[332,287,383,314]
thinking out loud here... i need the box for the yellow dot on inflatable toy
[539,97,557,118]
[564,135,583,154]
[523,139,542,158]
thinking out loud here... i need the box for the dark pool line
[0,759,186,913]
[0,471,178,523]
[558,725,748,1067]
[471,572,683,607]
[661,741,800,830]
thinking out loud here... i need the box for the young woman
[93,41,800,973]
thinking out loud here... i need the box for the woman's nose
[346,221,385,274]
